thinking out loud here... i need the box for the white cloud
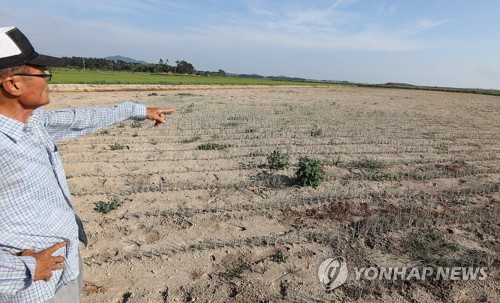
[13,0,445,56]
[175,1,427,52]
[418,19,449,29]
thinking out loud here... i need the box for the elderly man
[0,26,174,302]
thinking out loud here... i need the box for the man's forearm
[42,102,147,142]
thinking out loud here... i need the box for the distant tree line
[59,56,319,82]
[196,69,227,77]
[61,57,197,74]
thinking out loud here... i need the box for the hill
[104,55,147,64]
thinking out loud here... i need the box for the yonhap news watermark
[352,266,488,281]
[318,257,488,292]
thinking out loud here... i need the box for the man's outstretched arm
[41,102,175,142]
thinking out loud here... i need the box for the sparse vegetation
[436,143,449,154]
[182,135,201,143]
[349,157,385,170]
[197,143,231,150]
[109,142,125,150]
[221,121,240,128]
[406,229,459,266]
[217,264,249,281]
[60,86,499,303]
[310,125,323,137]
[244,127,257,133]
[270,250,288,264]
[176,93,197,97]
[180,103,196,114]
[404,229,491,268]
[131,120,143,128]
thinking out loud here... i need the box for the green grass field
[50,68,331,86]
[50,69,500,96]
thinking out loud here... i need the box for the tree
[158,59,165,73]
[158,58,173,73]
[175,60,196,74]
[58,56,196,74]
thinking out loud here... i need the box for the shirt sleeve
[42,102,147,142]
[0,250,36,294]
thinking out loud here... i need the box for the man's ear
[1,77,22,97]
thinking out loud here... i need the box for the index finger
[159,109,175,115]
[45,241,67,253]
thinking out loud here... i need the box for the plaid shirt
[0,102,146,303]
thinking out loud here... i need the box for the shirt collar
[0,113,26,143]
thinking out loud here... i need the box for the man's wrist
[19,255,37,282]
[134,103,147,120]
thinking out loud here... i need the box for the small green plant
[284,265,301,276]
[330,156,344,166]
[147,92,158,96]
[422,131,437,139]
[197,143,230,150]
[436,143,449,154]
[406,229,459,267]
[182,136,201,143]
[176,93,196,97]
[180,103,195,113]
[227,116,248,121]
[117,122,125,128]
[131,120,143,128]
[217,263,249,280]
[221,121,239,128]
[93,196,123,214]
[310,125,323,137]
[349,158,385,170]
[296,156,324,188]
[270,250,288,264]
[100,129,109,135]
[352,169,392,181]
[244,128,257,133]
[267,149,290,170]
[259,264,269,274]
[249,150,265,157]
[109,142,125,150]
[149,138,159,145]
[455,197,473,205]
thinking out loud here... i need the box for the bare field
[47,85,499,303]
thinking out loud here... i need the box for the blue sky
[2,0,499,89]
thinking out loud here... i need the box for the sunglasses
[11,70,52,82]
